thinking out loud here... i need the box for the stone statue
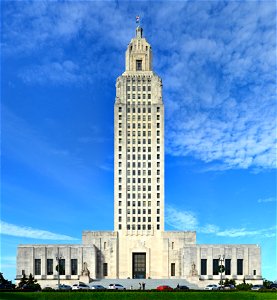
[81,262,90,277]
[190,261,198,276]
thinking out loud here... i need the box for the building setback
[16,27,262,288]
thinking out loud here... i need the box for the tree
[0,272,9,284]
[17,273,28,289]
[222,278,236,286]
[0,272,14,289]
[18,273,41,291]
[263,279,273,288]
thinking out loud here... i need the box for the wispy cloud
[0,221,78,240]
[153,2,276,171]
[258,197,276,203]
[166,205,198,230]
[19,60,91,85]
[2,2,276,171]
[165,206,276,238]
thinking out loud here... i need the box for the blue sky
[1,0,276,282]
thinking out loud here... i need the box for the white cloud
[165,206,276,238]
[2,1,276,170]
[0,221,78,241]
[19,60,90,85]
[258,197,276,203]
[166,205,198,230]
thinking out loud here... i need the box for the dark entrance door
[132,253,146,279]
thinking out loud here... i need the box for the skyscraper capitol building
[114,26,165,234]
[16,27,262,288]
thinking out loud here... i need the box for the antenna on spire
[136,15,140,25]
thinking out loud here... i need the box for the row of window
[126,146,160,152]
[118,200,160,207]
[118,170,160,176]
[125,123,152,129]
[122,131,161,137]
[123,185,160,192]
[126,162,152,168]
[119,139,161,145]
[126,224,160,230]
[123,170,161,176]
[121,216,160,223]
[118,107,160,113]
[120,208,152,215]
[125,106,160,113]
[125,154,161,160]
[34,259,78,276]
[127,94,152,100]
[127,193,161,199]
[126,77,151,83]
[118,115,161,121]
[169,259,246,277]
[127,85,151,92]
[118,177,160,184]
[200,259,243,276]
[118,193,160,199]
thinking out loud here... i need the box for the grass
[0,291,276,300]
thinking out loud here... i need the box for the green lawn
[0,291,276,300]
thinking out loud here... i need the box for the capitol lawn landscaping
[0,291,276,300]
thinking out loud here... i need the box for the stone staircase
[88,278,199,290]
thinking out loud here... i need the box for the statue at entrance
[190,261,198,276]
[81,262,90,277]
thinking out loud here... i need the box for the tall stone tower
[114,26,164,234]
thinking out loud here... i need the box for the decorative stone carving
[81,262,90,277]
[190,261,198,276]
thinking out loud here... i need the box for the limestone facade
[16,27,262,287]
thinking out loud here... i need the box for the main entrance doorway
[132,253,146,279]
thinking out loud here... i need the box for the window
[103,263,108,276]
[253,270,256,275]
[47,259,53,275]
[71,259,78,275]
[59,259,65,275]
[136,60,142,71]
[213,259,219,275]
[225,259,231,275]
[118,107,122,112]
[34,259,41,275]
[171,263,175,276]
[157,107,160,112]
[237,259,243,275]
[157,224,160,230]
[201,259,207,275]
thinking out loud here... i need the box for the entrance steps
[88,278,199,290]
